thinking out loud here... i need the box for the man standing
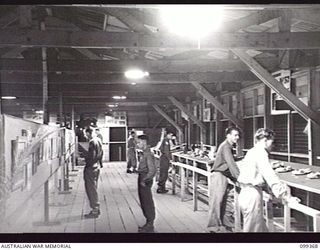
[136,134,157,233]
[83,127,103,218]
[127,131,137,174]
[157,130,173,194]
[207,126,240,233]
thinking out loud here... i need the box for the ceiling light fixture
[131,82,137,85]
[108,104,118,108]
[112,96,126,100]
[1,96,17,100]
[35,110,44,114]
[124,69,149,79]
[160,5,224,40]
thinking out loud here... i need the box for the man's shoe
[157,189,169,194]
[138,223,154,233]
[84,211,99,219]
[126,169,133,174]
[132,169,138,174]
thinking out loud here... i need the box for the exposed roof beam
[0,71,257,84]
[1,47,26,58]
[74,48,101,60]
[191,82,244,129]
[0,8,18,28]
[231,49,320,127]
[291,9,320,26]
[82,7,151,33]
[152,104,183,134]
[1,55,317,74]
[223,10,281,32]
[168,96,206,131]
[2,30,320,49]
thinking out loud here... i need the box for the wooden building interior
[0,4,320,234]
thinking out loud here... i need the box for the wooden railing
[170,155,320,232]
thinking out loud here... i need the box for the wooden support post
[44,180,49,223]
[287,112,293,162]
[314,215,320,232]
[215,83,224,146]
[231,49,320,127]
[306,192,313,231]
[180,166,185,202]
[309,69,320,165]
[0,114,6,219]
[71,105,77,170]
[284,188,291,232]
[265,200,275,231]
[209,122,214,146]
[172,164,176,195]
[234,186,241,232]
[59,92,63,127]
[41,22,49,125]
[264,85,273,129]
[193,171,198,211]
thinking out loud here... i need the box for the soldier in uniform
[127,131,137,173]
[136,134,157,233]
[83,127,103,218]
[157,130,173,193]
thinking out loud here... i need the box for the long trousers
[207,172,235,232]
[127,149,137,170]
[84,167,100,210]
[158,155,169,189]
[238,186,268,232]
[138,174,155,224]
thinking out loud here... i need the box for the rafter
[2,30,320,49]
[231,49,320,126]
[0,71,257,84]
[223,10,281,32]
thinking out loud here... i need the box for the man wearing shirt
[83,127,103,218]
[157,130,173,194]
[207,126,240,233]
[238,128,300,232]
[136,134,157,233]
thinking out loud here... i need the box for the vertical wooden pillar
[264,86,273,129]
[0,114,5,219]
[59,92,63,127]
[41,23,49,125]
[41,21,50,224]
[287,112,293,162]
[237,91,244,156]
[309,69,320,166]
[71,105,77,170]
[209,122,214,146]
[215,83,223,146]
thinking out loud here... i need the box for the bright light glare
[112,96,126,100]
[125,69,149,79]
[160,5,224,39]
[1,96,17,100]
[35,110,44,114]
[108,104,118,108]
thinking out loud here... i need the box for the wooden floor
[4,162,209,233]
